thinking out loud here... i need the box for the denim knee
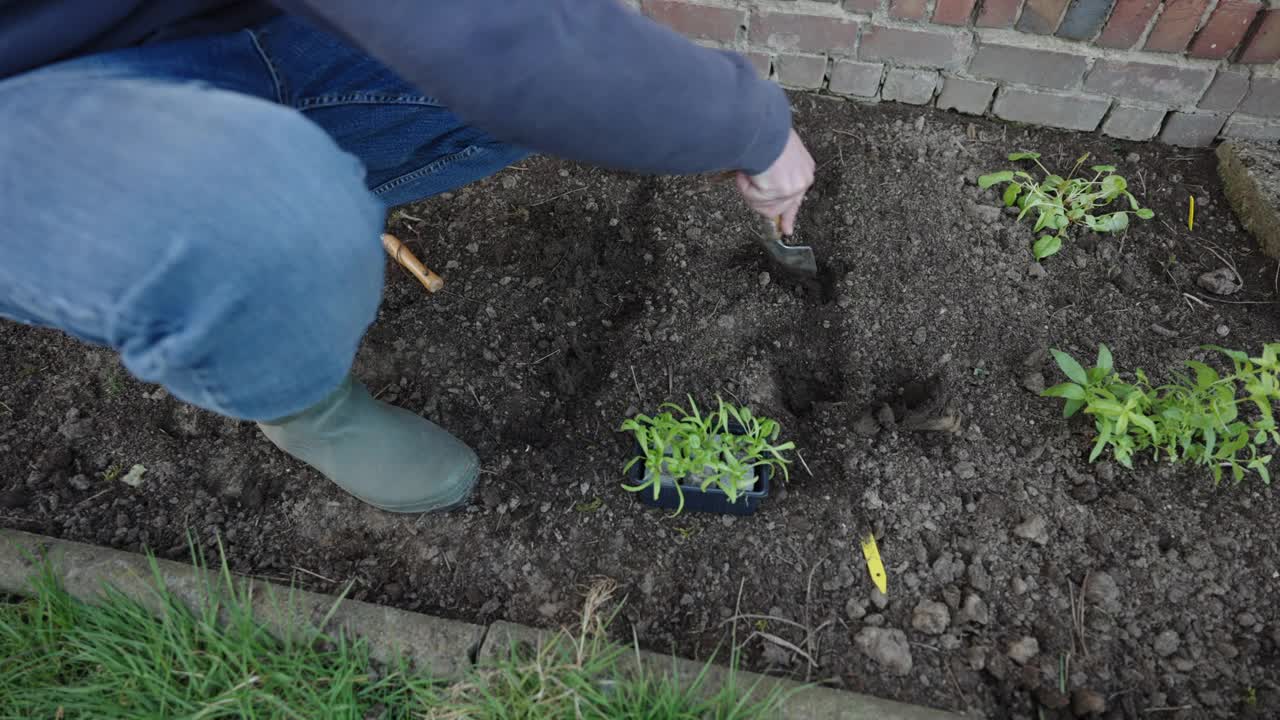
[1,78,387,419]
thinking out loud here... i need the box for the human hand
[735,129,815,236]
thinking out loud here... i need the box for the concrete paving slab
[1218,141,1280,260]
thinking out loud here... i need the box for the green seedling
[979,151,1154,261]
[620,396,794,515]
[1042,343,1278,483]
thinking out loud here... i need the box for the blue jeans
[0,15,526,421]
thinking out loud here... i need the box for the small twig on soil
[748,630,818,669]
[395,210,426,225]
[796,450,814,478]
[0,400,11,414]
[832,129,859,138]
[529,185,587,207]
[469,385,482,407]
[667,365,673,397]
[373,383,395,400]
[82,488,113,505]
[945,657,970,710]
[629,365,644,403]
[293,566,340,585]
[530,349,561,365]
[1192,294,1280,305]
[1142,706,1195,714]
[1199,242,1243,287]
[1181,293,1209,309]
[721,614,813,634]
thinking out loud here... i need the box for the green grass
[0,551,782,719]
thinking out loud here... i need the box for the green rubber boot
[258,376,477,513]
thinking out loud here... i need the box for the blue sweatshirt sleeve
[273,0,791,176]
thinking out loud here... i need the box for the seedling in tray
[979,151,1154,261]
[620,397,794,516]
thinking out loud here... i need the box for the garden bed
[2,96,1277,718]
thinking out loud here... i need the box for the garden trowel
[756,215,818,279]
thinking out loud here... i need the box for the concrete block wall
[636,0,1280,145]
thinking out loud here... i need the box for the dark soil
[3,96,1279,719]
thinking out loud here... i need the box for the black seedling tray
[625,423,772,516]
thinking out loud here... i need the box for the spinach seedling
[1042,344,1278,484]
[980,152,1154,261]
[620,396,794,515]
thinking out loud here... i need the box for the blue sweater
[0,0,791,175]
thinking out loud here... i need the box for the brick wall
[635,0,1280,145]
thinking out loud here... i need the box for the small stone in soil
[953,461,977,480]
[1022,371,1046,394]
[958,594,989,625]
[1007,636,1039,665]
[1197,268,1241,295]
[1070,482,1099,503]
[68,474,92,492]
[854,627,913,676]
[758,272,770,287]
[853,413,880,436]
[911,599,950,635]
[1072,688,1107,716]
[1013,515,1049,545]
[1153,629,1180,657]
[870,587,889,610]
[1084,571,1122,614]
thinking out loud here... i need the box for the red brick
[1189,0,1261,58]
[858,24,972,69]
[934,0,979,24]
[641,0,745,42]
[890,0,930,19]
[1238,8,1280,62]
[751,10,861,54]
[1096,0,1160,48]
[1144,0,1211,52]
[1017,0,1071,33]
[976,0,1023,26]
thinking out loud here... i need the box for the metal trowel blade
[759,217,818,278]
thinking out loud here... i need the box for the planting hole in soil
[3,97,1279,717]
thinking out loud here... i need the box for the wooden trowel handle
[381,233,444,293]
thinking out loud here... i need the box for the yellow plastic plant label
[861,533,887,595]
[1188,196,1195,231]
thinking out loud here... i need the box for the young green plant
[979,152,1154,261]
[620,396,794,515]
[1042,343,1278,484]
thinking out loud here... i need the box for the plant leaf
[1042,382,1085,400]
[1008,151,1041,161]
[1063,398,1084,418]
[1003,183,1021,206]
[1091,165,1117,173]
[978,171,1014,189]
[1087,212,1129,233]
[1033,235,1062,260]
[1135,208,1154,220]
[1096,344,1113,373]
[1051,349,1089,385]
